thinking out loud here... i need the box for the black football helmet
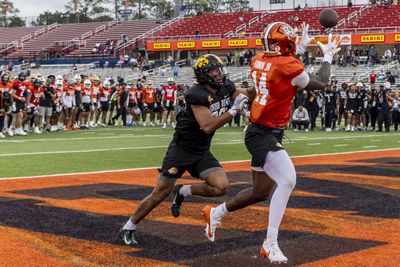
[194,54,227,89]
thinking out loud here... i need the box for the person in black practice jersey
[117,54,253,246]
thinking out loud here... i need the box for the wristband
[228,108,237,117]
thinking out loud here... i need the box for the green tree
[0,0,24,27]
[64,0,112,23]
[32,11,63,26]
[7,15,24,27]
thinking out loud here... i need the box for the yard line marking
[363,146,378,148]
[307,143,321,146]
[370,140,382,142]
[1,148,399,180]
[0,141,244,157]
[334,144,348,147]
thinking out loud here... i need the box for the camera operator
[39,76,56,132]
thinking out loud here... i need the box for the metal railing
[332,26,400,34]
[115,15,185,53]
[125,59,187,81]
[354,60,399,83]
[332,4,371,32]
[145,33,222,42]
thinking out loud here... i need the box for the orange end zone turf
[0,149,399,266]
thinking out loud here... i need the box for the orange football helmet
[261,22,297,56]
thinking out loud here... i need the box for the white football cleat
[260,241,288,264]
[202,205,221,242]
[6,129,14,136]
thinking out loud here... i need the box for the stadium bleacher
[68,20,163,57]
[157,11,262,37]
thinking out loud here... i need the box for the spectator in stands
[384,49,392,63]
[392,66,400,78]
[172,64,180,77]
[368,46,377,64]
[388,72,396,85]
[377,70,386,82]
[226,52,233,66]
[239,50,245,66]
[370,70,376,90]
[350,72,358,83]
[295,4,301,10]
[121,35,129,44]
[348,0,353,8]
[245,50,253,65]
[292,105,309,131]
[195,27,200,39]
[370,0,377,8]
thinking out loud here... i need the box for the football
[319,8,339,28]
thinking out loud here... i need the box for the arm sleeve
[291,71,310,89]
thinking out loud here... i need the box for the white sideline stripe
[362,146,378,148]
[1,147,399,181]
[0,133,394,144]
[0,134,170,143]
[334,144,349,147]
[307,143,321,146]
[0,142,244,157]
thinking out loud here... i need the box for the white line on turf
[0,141,244,157]
[1,147,399,180]
[362,146,378,148]
[307,143,321,146]
[334,144,349,147]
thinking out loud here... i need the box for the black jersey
[174,80,236,153]
[347,91,359,109]
[323,91,337,108]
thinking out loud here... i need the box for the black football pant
[308,109,318,130]
[324,106,336,129]
[0,115,4,131]
[392,110,400,131]
[370,108,378,129]
[378,110,391,132]
[112,107,127,126]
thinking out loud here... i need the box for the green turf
[0,126,399,178]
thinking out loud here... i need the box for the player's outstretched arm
[304,34,341,91]
[191,93,248,134]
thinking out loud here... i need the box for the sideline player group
[118,21,343,264]
[0,73,182,138]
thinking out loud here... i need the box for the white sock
[123,219,136,230]
[266,227,279,244]
[263,150,296,245]
[179,185,192,197]
[212,202,229,220]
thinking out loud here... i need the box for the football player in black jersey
[118,54,253,245]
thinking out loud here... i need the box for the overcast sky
[13,0,67,17]
[14,0,370,17]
